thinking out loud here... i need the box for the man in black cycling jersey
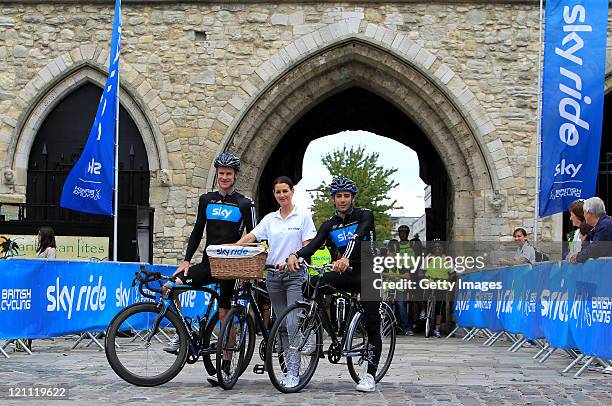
[163,152,257,354]
[287,176,381,392]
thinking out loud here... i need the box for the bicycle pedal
[253,364,266,374]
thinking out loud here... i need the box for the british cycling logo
[1,288,31,311]
[46,275,107,319]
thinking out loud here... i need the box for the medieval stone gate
[1,1,611,262]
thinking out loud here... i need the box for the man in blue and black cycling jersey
[163,152,257,354]
[287,176,381,392]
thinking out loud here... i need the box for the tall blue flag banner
[538,1,609,217]
[60,0,122,215]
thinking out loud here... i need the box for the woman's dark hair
[513,227,527,237]
[568,200,585,223]
[579,222,593,236]
[272,176,294,190]
[37,226,57,253]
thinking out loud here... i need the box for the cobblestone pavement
[1,334,610,405]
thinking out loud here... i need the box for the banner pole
[112,1,121,262]
[533,0,544,244]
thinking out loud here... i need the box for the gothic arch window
[27,82,150,223]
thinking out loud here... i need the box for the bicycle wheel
[105,302,188,386]
[425,294,436,338]
[266,302,322,393]
[216,306,255,390]
[201,311,220,376]
[346,302,396,383]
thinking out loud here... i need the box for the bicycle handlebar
[298,258,353,274]
[133,266,172,299]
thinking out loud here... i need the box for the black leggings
[308,270,381,376]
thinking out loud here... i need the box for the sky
[293,130,427,218]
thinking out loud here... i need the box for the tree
[309,145,401,240]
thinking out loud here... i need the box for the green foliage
[309,145,401,240]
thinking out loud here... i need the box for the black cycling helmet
[398,225,410,233]
[214,152,241,172]
[329,176,357,197]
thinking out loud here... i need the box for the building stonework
[1,2,611,263]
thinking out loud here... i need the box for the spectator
[18,226,57,351]
[578,222,594,241]
[566,200,585,258]
[397,225,421,334]
[498,228,535,266]
[384,239,413,336]
[571,197,612,263]
[36,227,57,259]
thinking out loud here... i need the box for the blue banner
[0,259,217,339]
[60,0,122,215]
[538,1,609,217]
[455,259,612,360]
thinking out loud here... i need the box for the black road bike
[265,262,396,393]
[215,279,272,390]
[105,267,221,386]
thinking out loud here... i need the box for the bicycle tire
[216,306,255,390]
[202,311,220,376]
[105,302,188,386]
[346,302,396,383]
[265,302,321,393]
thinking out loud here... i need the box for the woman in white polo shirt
[236,175,317,387]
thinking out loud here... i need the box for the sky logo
[207,204,241,222]
[330,224,358,247]
[216,247,249,256]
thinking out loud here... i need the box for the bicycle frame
[303,269,365,359]
[232,280,270,342]
[151,281,220,357]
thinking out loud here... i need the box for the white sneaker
[162,334,180,353]
[355,373,375,392]
[281,374,299,388]
[299,332,316,355]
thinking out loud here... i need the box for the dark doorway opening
[562,91,611,241]
[20,83,153,262]
[258,87,450,241]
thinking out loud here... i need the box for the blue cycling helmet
[214,152,241,172]
[329,176,357,197]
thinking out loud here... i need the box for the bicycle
[424,277,453,338]
[265,261,396,393]
[105,267,221,386]
[215,278,272,390]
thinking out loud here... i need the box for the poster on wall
[0,234,109,261]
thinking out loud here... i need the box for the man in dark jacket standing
[572,197,612,263]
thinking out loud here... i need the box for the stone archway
[209,37,505,240]
[2,44,172,194]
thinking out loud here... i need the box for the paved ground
[1,333,610,405]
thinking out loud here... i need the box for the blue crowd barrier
[455,258,612,360]
[0,259,217,340]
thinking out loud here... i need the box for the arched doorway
[213,40,499,241]
[561,87,611,240]
[597,91,611,209]
[259,87,449,240]
[25,83,152,261]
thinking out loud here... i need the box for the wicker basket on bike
[206,243,267,280]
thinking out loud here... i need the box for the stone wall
[1,2,611,263]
